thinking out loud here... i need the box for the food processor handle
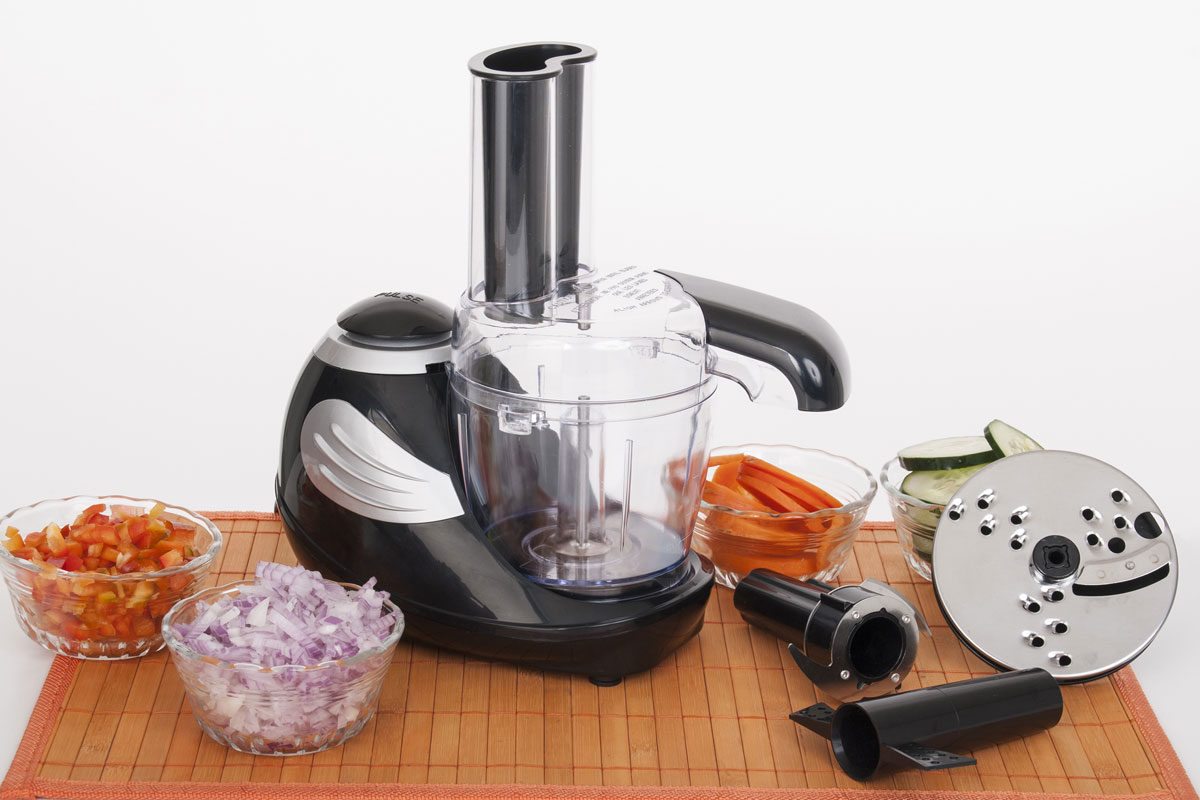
[657,270,850,411]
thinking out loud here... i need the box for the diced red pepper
[74,504,106,526]
[6,503,206,651]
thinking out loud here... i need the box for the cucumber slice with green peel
[906,505,943,532]
[900,464,988,506]
[984,419,1043,456]
[911,530,935,561]
[897,436,998,471]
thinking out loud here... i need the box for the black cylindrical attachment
[831,668,1062,780]
[468,43,596,305]
[732,569,827,644]
[734,569,899,673]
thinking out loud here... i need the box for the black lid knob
[336,292,453,342]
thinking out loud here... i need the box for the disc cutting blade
[932,450,1177,682]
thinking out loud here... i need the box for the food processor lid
[452,266,713,410]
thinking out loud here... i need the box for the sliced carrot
[711,462,742,488]
[738,463,821,512]
[737,474,807,513]
[702,508,780,540]
[702,481,762,512]
[815,514,852,566]
[711,462,764,508]
[742,457,841,510]
[707,453,745,468]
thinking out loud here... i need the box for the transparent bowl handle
[707,347,801,406]
[659,269,850,411]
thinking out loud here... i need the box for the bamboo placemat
[0,515,1193,800]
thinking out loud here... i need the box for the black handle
[657,270,850,411]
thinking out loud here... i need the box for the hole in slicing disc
[1135,511,1164,539]
[1108,538,1126,554]
[1033,535,1080,581]
[1053,621,1068,634]
[1055,653,1072,667]
[1044,588,1065,602]
[1111,489,1127,503]
[1032,636,1044,647]
[1086,533,1101,547]
[1010,539,1022,550]
[1114,515,1129,530]
[1081,507,1098,522]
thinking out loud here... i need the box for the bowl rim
[698,444,877,520]
[161,578,404,674]
[0,495,224,581]
[878,457,943,511]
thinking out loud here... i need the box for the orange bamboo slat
[0,516,1193,800]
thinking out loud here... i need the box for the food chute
[276,42,850,682]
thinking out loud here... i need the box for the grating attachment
[933,450,1177,682]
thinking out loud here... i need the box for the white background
[2,0,1198,783]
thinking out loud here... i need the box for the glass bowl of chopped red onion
[162,562,403,756]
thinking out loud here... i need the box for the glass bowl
[0,495,222,659]
[691,444,876,589]
[162,580,403,756]
[879,458,941,581]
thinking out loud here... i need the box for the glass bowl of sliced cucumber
[881,420,1043,581]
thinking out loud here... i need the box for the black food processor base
[279,499,712,684]
[276,333,715,685]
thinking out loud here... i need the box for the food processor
[276,42,850,682]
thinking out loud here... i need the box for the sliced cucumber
[900,463,987,506]
[907,505,943,532]
[898,436,998,471]
[984,419,1043,457]
[911,529,935,561]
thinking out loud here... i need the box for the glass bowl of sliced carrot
[691,445,876,589]
[0,496,222,659]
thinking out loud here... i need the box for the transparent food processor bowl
[453,371,715,596]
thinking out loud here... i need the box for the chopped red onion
[167,562,402,754]
[171,562,400,667]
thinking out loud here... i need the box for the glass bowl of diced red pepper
[0,496,222,659]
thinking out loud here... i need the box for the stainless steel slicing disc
[932,450,1177,682]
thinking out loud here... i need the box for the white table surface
[1,0,1196,787]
